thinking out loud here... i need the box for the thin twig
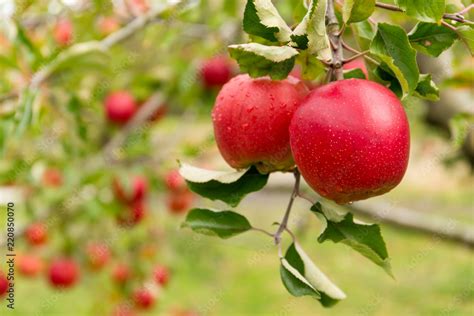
[375,2,474,24]
[251,227,275,238]
[274,169,301,245]
[341,41,380,66]
[343,50,370,63]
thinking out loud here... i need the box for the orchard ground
[1,106,472,316]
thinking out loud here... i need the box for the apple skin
[25,222,47,246]
[42,168,63,187]
[86,242,110,270]
[0,273,8,297]
[153,265,170,286]
[54,19,73,46]
[201,56,233,88]
[112,263,132,284]
[289,79,410,204]
[212,74,309,173]
[164,170,186,193]
[18,254,43,277]
[133,288,155,309]
[105,91,137,124]
[343,58,368,79]
[48,258,80,288]
[167,191,193,214]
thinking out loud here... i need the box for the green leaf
[179,163,269,207]
[280,243,346,307]
[374,66,403,97]
[228,43,298,80]
[67,96,88,140]
[370,23,419,98]
[343,68,366,79]
[457,25,474,55]
[352,20,375,50]
[343,0,375,23]
[182,208,252,239]
[395,0,446,23]
[311,202,393,277]
[408,22,458,57]
[296,51,326,80]
[243,0,292,43]
[413,74,439,101]
[14,24,43,69]
[15,88,38,137]
[291,0,332,61]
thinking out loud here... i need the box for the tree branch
[375,2,474,25]
[326,0,345,80]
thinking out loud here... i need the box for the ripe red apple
[131,175,148,203]
[54,18,73,46]
[42,168,63,187]
[112,263,132,284]
[289,79,410,204]
[201,56,233,88]
[18,254,43,277]
[164,170,186,193]
[153,265,169,287]
[98,16,120,35]
[167,191,193,214]
[113,175,148,204]
[117,202,146,226]
[25,222,47,246]
[212,74,309,173]
[0,272,8,297]
[133,288,156,309]
[343,58,368,79]
[105,91,137,124]
[48,258,80,288]
[86,242,110,270]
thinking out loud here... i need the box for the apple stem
[274,169,301,245]
[326,0,345,81]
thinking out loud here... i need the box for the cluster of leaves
[230,0,472,100]
[179,164,391,307]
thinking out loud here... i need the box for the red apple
[48,258,80,288]
[25,222,47,246]
[42,168,63,187]
[127,0,149,14]
[167,191,193,214]
[131,175,148,203]
[201,56,233,88]
[343,58,368,79]
[153,265,169,286]
[164,170,186,193]
[105,91,137,124]
[112,263,132,284]
[18,254,43,277]
[98,16,120,35]
[113,175,148,204]
[0,272,8,297]
[133,288,156,309]
[212,74,309,173]
[86,242,110,270]
[289,79,410,204]
[54,18,73,46]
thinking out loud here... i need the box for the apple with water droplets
[289,79,410,204]
[212,74,309,173]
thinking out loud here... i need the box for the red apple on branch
[48,258,80,288]
[212,74,308,173]
[289,78,410,204]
